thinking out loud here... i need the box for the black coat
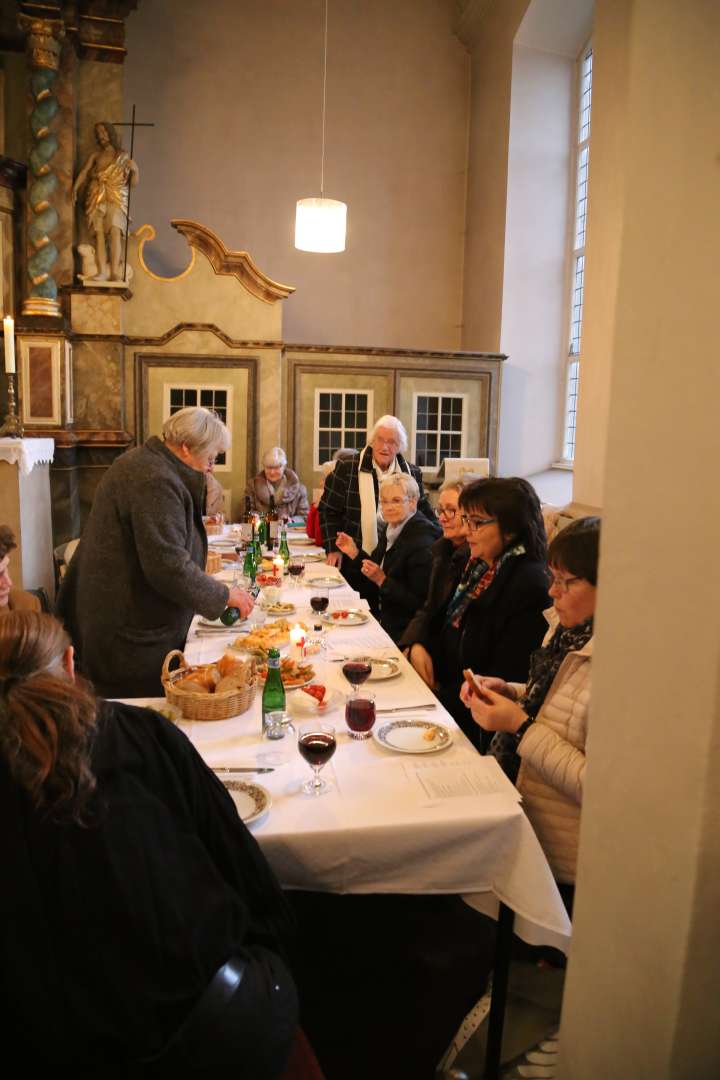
[318,445,436,553]
[346,511,439,643]
[0,701,297,1067]
[431,555,550,750]
[399,537,471,650]
[57,436,229,698]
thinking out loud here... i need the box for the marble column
[19,15,65,319]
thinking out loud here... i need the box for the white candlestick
[3,316,15,375]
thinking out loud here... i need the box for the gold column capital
[18,15,65,70]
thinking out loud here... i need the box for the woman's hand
[326,551,343,568]
[361,559,386,586]
[227,586,255,619]
[335,532,359,560]
[464,686,528,734]
[409,643,435,688]
[459,675,516,707]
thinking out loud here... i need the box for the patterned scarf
[445,543,526,630]
[490,615,594,780]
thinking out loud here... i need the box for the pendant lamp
[295,0,347,253]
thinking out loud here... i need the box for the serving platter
[320,609,370,627]
[365,658,401,681]
[306,575,345,589]
[373,719,452,754]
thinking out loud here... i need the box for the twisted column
[20,16,64,318]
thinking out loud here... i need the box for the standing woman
[57,407,254,697]
[461,517,600,900]
[0,611,298,1071]
[416,477,549,750]
[399,479,469,670]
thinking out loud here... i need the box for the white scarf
[358,449,405,553]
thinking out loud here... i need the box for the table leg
[483,901,515,1079]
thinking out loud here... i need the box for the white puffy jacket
[513,609,592,884]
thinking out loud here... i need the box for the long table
[126,551,571,1076]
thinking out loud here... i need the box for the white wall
[498,43,573,476]
[123,0,469,350]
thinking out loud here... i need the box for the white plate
[320,609,370,627]
[198,615,247,629]
[288,535,315,545]
[373,719,452,754]
[288,686,341,715]
[261,602,296,615]
[307,575,345,588]
[222,779,272,824]
[291,551,326,562]
[366,659,401,681]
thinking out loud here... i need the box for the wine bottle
[220,606,241,626]
[242,544,256,583]
[279,525,291,567]
[262,647,286,733]
[240,496,253,543]
[267,494,280,544]
[257,513,267,547]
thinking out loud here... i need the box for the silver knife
[377,704,437,713]
[215,767,275,774]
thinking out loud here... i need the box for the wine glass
[345,691,376,741]
[298,720,337,796]
[288,558,305,588]
[342,659,372,696]
[310,585,329,616]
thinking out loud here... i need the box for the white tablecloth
[125,567,572,951]
[0,436,55,476]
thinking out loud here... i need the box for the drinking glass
[287,559,305,587]
[345,692,376,740]
[309,585,329,616]
[297,720,337,795]
[342,659,372,694]
[261,710,296,765]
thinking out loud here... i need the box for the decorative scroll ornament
[168,220,295,304]
[20,16,64,317]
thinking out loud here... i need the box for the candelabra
[0,373,24,438]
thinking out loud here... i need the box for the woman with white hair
[319,415,439,595]
[335,472,438,642]
[57,406,254,697]
[245,447,309,519]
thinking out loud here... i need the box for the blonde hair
[379,472,419,501]
[0,612,98,822]
[162,407,230,458]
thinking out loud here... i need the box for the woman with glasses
[399,479,470,673]
[461,517,599,898]
[334,473,438,642]
[407,477,550,750]
[57,407,255,697]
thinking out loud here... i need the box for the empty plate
[373,719,452,754]
[221,779,272,824]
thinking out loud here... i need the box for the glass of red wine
[297,720,337,795]
[342,659,372,695]
[287,559,305,588]
[310,586,329,615]
[345,692,376,740]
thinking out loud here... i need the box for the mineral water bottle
[262,647,286,733]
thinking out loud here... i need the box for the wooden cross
[111,104,155,284]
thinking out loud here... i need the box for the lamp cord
[320,0,328,197]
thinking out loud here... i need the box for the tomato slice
[302,684,326,703]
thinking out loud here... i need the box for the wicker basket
[161,650,256,721]
[205,549,223,574]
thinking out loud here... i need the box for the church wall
[122,0,469,351]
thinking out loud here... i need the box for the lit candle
[272,556,285,578]
[3,316,15,375]
[290,624,306,661]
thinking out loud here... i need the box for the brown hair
[0,525,17,560]
[459,477,548,563]
[548,516,601,586]
[0,612,98,822]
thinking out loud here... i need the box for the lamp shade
[295,197,347,253]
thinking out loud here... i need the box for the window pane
[319,393,331,410]
[330,394,341,410]
[330,411,342,427]
[330,430,341,450]
[170,388,182,407]
[319,411,330,428]
[183,388,197,406]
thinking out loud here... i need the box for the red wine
[342,661,372,687]
[345,698,376,734]
[310,595,329,613]
[288,563,305,578]
[298,731,337,767]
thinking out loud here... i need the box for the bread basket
[161,650,256,721]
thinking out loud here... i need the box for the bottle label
[240,522,252,542]
[269,520,280,540]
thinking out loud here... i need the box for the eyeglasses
[437,506,457,520]
[380,496,409,507]
[374,437,399,449]
[549,574,584,594]
[459,514,497,531]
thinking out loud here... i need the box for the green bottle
[279,525,291,568]
[242,545,256,582]
[262,647,286,733]
[220,606,241,626]
[257,514,267,547]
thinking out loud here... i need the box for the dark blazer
[57,437,229,698]
[432,554,550,750]
[398,537,470,650]
[347,511,439,643]
[318,446,436,553]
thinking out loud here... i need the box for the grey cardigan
[57,436,228,697]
